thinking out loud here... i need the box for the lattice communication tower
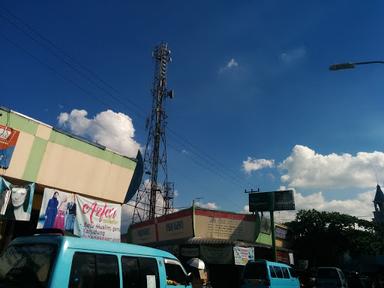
[132,42,174,223]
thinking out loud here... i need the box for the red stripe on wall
[156,208,193,223]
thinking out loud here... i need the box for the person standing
[43,192,59,228]
[187,258,212,288]
[53,195,67,230]
[65,196,76,233]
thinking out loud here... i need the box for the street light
[329,61,384,71]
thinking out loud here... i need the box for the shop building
[128,206,294,288]
[0,107,142,249]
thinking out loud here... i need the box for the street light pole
[329,61,384,71]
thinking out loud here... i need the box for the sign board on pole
[249,190,295,212]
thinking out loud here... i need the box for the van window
[0,244,56,288]
[270,266,278,278]
[69,252,119,288]
[122,256,140,288]
[281,267,290,278]
[122,256,160,288]
[243,262,267,280]
[165,262,188,285]
[96,254,119,286]
[138,258,160,288]
[288,267,297,278]
[274,266,283,278]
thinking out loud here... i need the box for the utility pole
[132,42,174,223]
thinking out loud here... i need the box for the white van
[316,267,348,288]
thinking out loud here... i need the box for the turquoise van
[0,231,192,288]
[241,259,300,288]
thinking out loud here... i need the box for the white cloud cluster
[274,189,375,223]
[195,201,219,210]
[219,58,239,73]
[58,109,141,158]
[243,157,275,174]
[227,58,239,68]
[280,47,306,64]
[279,145,384,189]
[241,188,374,222]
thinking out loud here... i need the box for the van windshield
[243,262,267,280]
[0,244,57,288]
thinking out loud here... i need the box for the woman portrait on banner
[5,185,33,221]
[43,191,59,228]
[53,195,67,230]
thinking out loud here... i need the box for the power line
[168,132,246,186]
[0,9,147,121]
[1,6,248,188]
[0,6,252,204]
[1,30,246,193]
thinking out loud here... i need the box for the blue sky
[2,1,384,223]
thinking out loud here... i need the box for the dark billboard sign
[249,190,295,212]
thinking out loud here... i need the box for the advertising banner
[0,177,34,221]
[37,188,76,233]
[194,209,257,242]
[0,125,20,169]
[37,189,122,242]
[75,194,121,242]
[249,190,295,212]
[233,246,255,266]
[275,225,288,239]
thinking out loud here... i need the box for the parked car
[0,229,192,288]
[241,259,300,288]
[316,267,348,288]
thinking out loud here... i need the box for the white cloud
[241,204,250,214]
[219,58,239,73]
[227,58,239,68]
[243,157,275,174]
[121,201,135,233]
[280,47,306,64]
[274,189,375,223]
[279,145,384,190]
[58,109,141,158]
[181,149,189,155]
[195,201,219,210]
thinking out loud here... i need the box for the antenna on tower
[132,42,175,223]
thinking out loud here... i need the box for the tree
[287,209,378,267]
